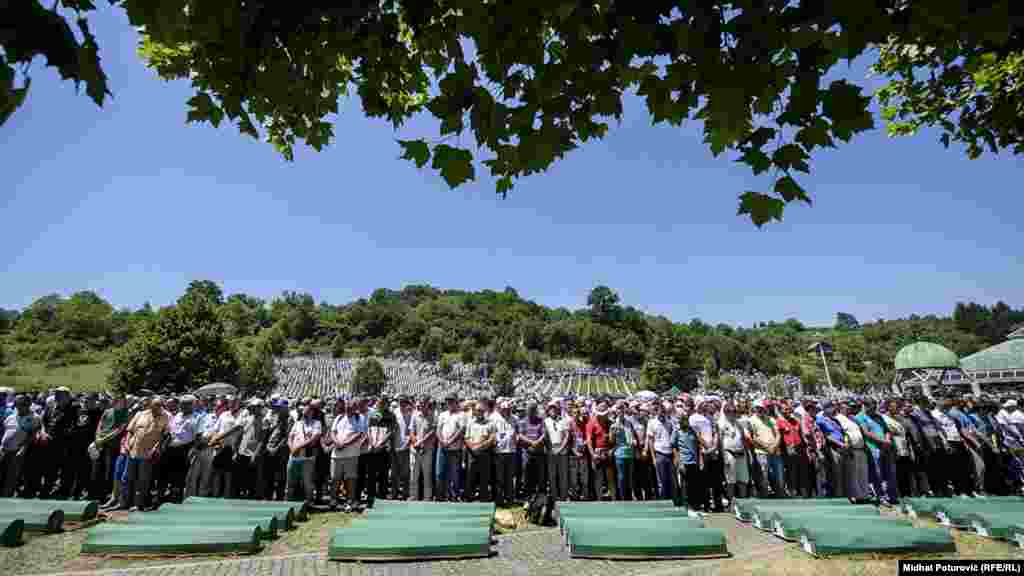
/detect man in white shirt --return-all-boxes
[288,402,322,505]
[545,400,572,501]
[646,401,675,501]
[436,395,464,501]
[1,396,42,497]
[390,397,414,500]
[489,400,517,506]
[162,395,197,503]
[465,401,496,502]
[331,398,363,511]
[208,396,242,498]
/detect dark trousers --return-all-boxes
[40,441,72,497]
[703,455,726,510]
[466,451,492,502]
[897,455,920,497]
[363,452,389,505]
[634,457,656,500]
[90,445,116,500]
[947,443,973,494]
[783,451,811,497]
[523,451,547,498]
[493,453,514,505]
[234,454,265,499]
[685,463,703,508]
[158,444,191,502]
[264,452,288,500]
[123,457,154,509]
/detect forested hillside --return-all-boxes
[0,281,1021,396]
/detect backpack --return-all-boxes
[527,494,557,527]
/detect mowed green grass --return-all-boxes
[0,362,113,393]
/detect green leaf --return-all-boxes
[737,192,785,227]
[822,80,874,141]
[773,175,811,204]
[432,144,476,188]
[496,175,513,197]
[186,92,222,126]
[396,139,431,168]
[771,143,811,173]
[737,148,772,175]
[794,119,835,150]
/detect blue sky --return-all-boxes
[2,8,1021,328]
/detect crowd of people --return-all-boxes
[3,383,1024,517]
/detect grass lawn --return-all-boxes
[0,362,113,393]
[0,510,353,575]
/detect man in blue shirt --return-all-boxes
[815,401,847,498]
[854,399,896,505]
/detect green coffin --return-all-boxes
[0,510,64,532]
[734,498,853,521]
[328,526,492,561]
[561,517,705,545]
[1003,524,1024,549]
[799,523,955,557]
[772,513,906,541]
[901,497,962,519]
[182,497,308,522]
[119,512,278,539]
[0,518,24,547]
[768,508,880,540]
[82,525,262,555]
[558,508,697,531]
[749,504,874,531]
[963,511,1024,540]
[0,498,99,522]
[934,500,1024,528]
[162,503,293,530]
[568,526,729,559]
[371,501,495,513]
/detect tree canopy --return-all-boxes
[2,279,1021,395]
[3,1,1021,226]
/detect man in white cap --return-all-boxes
[162,394,197,503]
[490,399,517,505]
[123,396,170,511]
[236,398,267,498]
[544,400,572,502]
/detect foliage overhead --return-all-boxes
[3,2,1022,226]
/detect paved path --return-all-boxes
[29,515,790,576]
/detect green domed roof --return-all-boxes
[961,338,1024,372]
[895,342,959,371]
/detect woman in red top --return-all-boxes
[586,403,614,500]
[775,401,808,498]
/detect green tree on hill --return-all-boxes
[491,364,515,398]
[353,357,386,396]
[109,293,238,394]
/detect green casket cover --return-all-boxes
[1,498,98,522]
[328,526,492,561]
[772,513,907,541]
[933,500,1024,528]
[964,510,1024,540]
[799,523,955,556]
[183,497,307,522]
[749,504,871,530]
[120,512,278,539]
[0,510,64,532]
[0,518,24,547]
[162,502,293,530]
[734,498,853,521]
[568,526,729,559]
[81,525,262,555]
